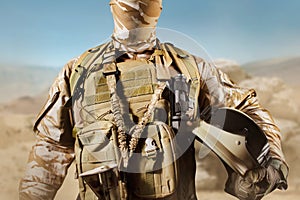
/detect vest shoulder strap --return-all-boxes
[162,43,201,119]
[70,42,111,95]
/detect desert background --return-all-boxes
[0,57,299,200]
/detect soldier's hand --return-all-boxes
[225,160,285,200]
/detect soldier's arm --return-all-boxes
[19,59,77,200]
[196,59,288,180]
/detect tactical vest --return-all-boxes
[71,41,200,200]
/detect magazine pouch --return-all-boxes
[127,121,178,199]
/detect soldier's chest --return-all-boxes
[75,59,177,125]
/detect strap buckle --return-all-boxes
[145,138,158,158]
[102,63,119,77]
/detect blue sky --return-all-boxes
[0,0,300,68]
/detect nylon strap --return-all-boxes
[150,49,171,81]
[128,81,167,155]
[105,62,166,168]
[70,42,111,95]
[105,62,130,168]
[162,43,201,119]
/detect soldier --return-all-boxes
[19,0,288,200]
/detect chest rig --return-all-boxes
[71,41,200,200]
[79,59,162,126]
[71,41,200,130]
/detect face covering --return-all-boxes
[110,0,163,53]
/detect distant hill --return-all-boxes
[243,56,300,86]
[0,65,59,103]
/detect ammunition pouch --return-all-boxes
[75,121,126,200]
[127,121,178,199]
[75,120,179,199]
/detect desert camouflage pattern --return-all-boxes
[110,0,162,53]
[19,41,287,199]
[19,140,75,200]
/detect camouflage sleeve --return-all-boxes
[197,59,287,166]
[19,59,77,199]
[19,139,75,200]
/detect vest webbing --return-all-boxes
[162,43,201,119]
[105,63,167,168]
[70,42,200,119]
[71,42,199,199]
[70,42,111,95]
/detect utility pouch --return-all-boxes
[127,121,178,199]
[172,74,190,130]
[79,164,120,200]
[78,121,117,165]
[76,121,126,199]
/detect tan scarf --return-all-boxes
[110,0,163,53]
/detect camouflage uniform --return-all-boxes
[19,0,288,199]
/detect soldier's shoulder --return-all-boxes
[85,42,111,54]
[161,42,207,65]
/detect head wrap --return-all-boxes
[110,0,163,53]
